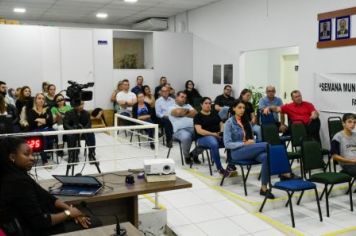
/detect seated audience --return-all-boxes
[142,85,155,108]
[194,97,228,175]
[15,87,22,102]
[331,113,356,177]
[63,100,97,164]
[169,91,201,164]
[22,93,54,166]
[155,86,175,148]
[0,94,19,133]
[263,90,320,142]
[111,80,123,113]
[214,85,235,120]
[132,92,155,149]
[0,81,15,106]
[131,76,144,95]
[154,76,167,99]
[42,81,49,95]
[239,88,262,142]
[184,80,202,107]
[45,84,57,108]
[115,79,137,116]
[16,86,33,115]
[258,85,287,133]
[51,94,72,149]
[224,99,294,199]
[0,137,101,235]
[7,88,16,103]
[166,83,176,99]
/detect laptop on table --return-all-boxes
[49,175,102,196]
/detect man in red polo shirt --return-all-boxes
[263,90,320,142]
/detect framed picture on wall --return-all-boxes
[224,64,233,84]
[318,19,331,41]
[213,65,222,84]
[336,15,350,40]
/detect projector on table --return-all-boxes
[143,159,176,182]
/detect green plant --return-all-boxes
[120,54,137,69]
[247,85,264,111]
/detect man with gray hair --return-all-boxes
[258,85,287,132]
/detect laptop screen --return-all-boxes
[53,175,102,187]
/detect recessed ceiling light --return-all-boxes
[124,0,138,3]
[96,13,108,19]
[13,8,26,13]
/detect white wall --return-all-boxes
[0,25,193,109]
[188,0,356,100]
[187,0,356,146]
[153,32,193,92]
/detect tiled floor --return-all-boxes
[33,132,356,236]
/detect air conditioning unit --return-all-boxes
[132,18,168,31]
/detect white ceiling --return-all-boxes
[0,0,220,26]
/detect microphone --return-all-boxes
[80,201,127,236]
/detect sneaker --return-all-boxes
[150,143,155,150]
[260,189,275,199]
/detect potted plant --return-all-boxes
[247,85,264,112]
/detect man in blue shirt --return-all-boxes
[258,85,287,133]
[155,85,175,147]
[131,76,144,95]
[168,91,201,165]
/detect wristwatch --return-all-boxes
[64,209,71,218]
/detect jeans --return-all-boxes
[67,132,96,163]
[252,124,262,142]
[197,136,224,170]
[173,127,195,158]
[157,117,173,142]
[230,142,268,185]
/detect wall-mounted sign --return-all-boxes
[98,40,108,45]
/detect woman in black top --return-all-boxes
[16,86,33,116]
[184,80,202,107]
[45,84,57,108]
[194,97,228,175]
[22,93,54,165]
[0,137,99,236]
[239,88,262,142]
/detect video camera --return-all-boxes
[66,81,94,107]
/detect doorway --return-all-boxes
[240,46,299,103]
[280,54,299,103]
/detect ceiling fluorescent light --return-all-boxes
[96,13,108,19]
[14,8,26,13]
[124,0,138,3]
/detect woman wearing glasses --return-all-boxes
[51,94,72,152]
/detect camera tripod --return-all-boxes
[65,134,101,176]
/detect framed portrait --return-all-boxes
[336,15,350,40]
[318,19,331,41]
